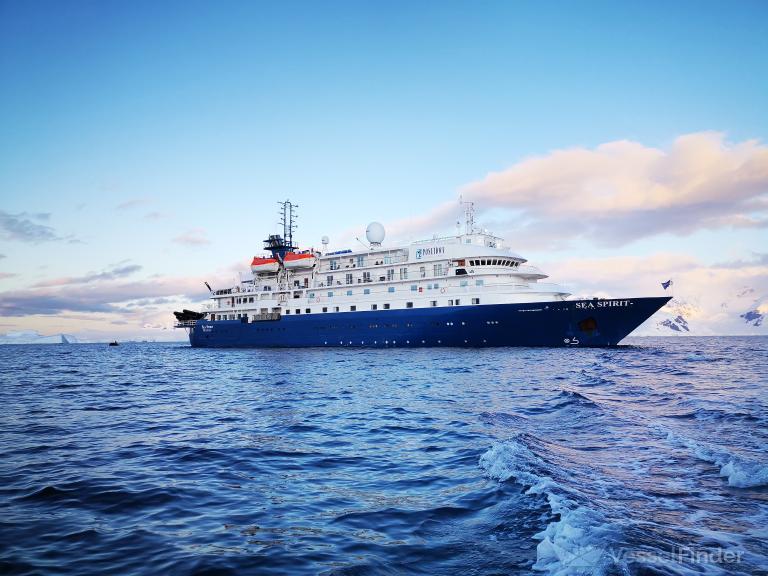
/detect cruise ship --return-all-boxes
[175,201,670,347]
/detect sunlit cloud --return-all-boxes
[384,132,768,249]
[33,264,143,288]
[173,228,210,246]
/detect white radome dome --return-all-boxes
[366,222,385,245]
[321,235,329,245]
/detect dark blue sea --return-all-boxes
[1,337,767,575]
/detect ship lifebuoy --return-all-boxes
[440,288,446,294]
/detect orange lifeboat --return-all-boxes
[251,256,279,274]
[283,251,317,270]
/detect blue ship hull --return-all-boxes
[187,296,671,348]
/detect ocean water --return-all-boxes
[1,337,766,576]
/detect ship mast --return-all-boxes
[264,199,298,260]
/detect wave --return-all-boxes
[663,430,768,488]
[479,436,623,575]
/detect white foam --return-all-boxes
[479,439,621,575]
[664,430,768,488]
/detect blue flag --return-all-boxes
[662,279,673,290]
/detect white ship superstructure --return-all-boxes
[205,203,569,322]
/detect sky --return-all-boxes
[1,0,767,340]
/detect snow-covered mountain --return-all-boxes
[637,288,767,336]
[0,331,80,345]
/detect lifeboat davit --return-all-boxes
[283,252,316,269]
[251,256,279,274]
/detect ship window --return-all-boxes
[350,305,356,311]
[430,300,437,307]
[334,306,340,312]
[285,309,290,314]
[383,303,390,309]
[419,266,426,278]
[249,297,254,303]
[476,279,484,286]
[472,298,480,304]
[357,255,364,267]
[400,267,408,280]
[387,269,394,281]
[364,288,370,295]
[427,284,432,290]
[406,302,413,308]
[448,299,453,306]
[326,275,333,285]
[322,307,328,312]
[388,287,395,293]
[296,309,301,314]
[410,284,417,291]
[327,291,333,297]
[433,283,439,289]
[309,292,315,298]
[371,304,378,310]
[305,308,311,314]
[347,290,352,296]
[346,273,353,284]
[460,280,468,287]
[455,299,460,305]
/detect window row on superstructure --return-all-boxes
[209,296,483,321]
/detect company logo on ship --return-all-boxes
[415,246,445,259]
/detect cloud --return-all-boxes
[33,264,143,288]
[0,254,5,259]
[116,197,152,210]
[145,211,172,220]
[392,132,768,248]
[0,274,209,316]
[0,272,17,280]
[0,211,60,243]
[173,228,210,246]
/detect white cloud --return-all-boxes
[386,132,768,249]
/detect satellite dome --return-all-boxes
[366,222,385,246]
[321,235,329,244]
